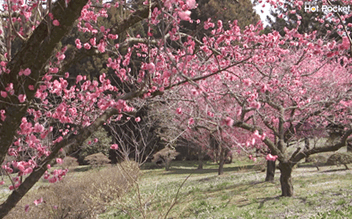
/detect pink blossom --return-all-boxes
[76,75,83,83]
[94,138,98,143]
[28,85,34,90]
[33,197,43,206]
[188,117,194,125]
[266,154,278,161]
[97,41,106,53]
[18,94,26,103]
[83,43,91,50]
[176,108,182,114]
[53,20,60,26]
[1,91,7,98]
[186,0,196,9]
[0,181,4,185]
[23,68,31,76]
[243,78,252,86]
[225,117,234,127]
[110,144,118,150]
[56,158,63,164]
[25,204,30,212]
[135,117,141,122]
[48,177,58,183]
[178,11,191,21]
[75,39,82,49]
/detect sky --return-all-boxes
[253,1,274,27]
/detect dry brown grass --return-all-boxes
[5,161,139,219]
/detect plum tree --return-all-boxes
[1,1,352,217]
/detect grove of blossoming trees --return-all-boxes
[0,0,352,217]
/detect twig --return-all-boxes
[163,174,191,219]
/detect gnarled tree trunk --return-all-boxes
[265,160,276,181]
[278,162,294,197]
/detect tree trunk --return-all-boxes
[218,159,224,175]
[278,162,294,197]
[265,160,276,181]
[347,142,352,152]
[304,138,310,162]
[197,151,204,170]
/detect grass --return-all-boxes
[1,157,352,218]
[101,159,352,219]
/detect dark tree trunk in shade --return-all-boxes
[265,160,276,182]
[279,162,294,197]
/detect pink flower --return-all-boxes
[243,78,252,86]
[225,117,234,127]
[97,41,106,53]
[188,117,194,125]
[25,204,30,212]
[18,94,26,103]
[110,144,118,150]
[64,72,69,78]
[83,43,91,50]
[56,158,63,164]
[176,108,182,114]
[48,177,58,183]
[53,20,60,26]
[178,10,191,21]
[135,117,141,122]
[76,75,83,83]
[266,154,278,161]
[1,91,7,98]
[186,0,196,9]
[33,197,43,206]
[23,68,31,76]
[0,181,4,185]
[28,85,34,90]
[94,138,98,143]
[75,39,82,49]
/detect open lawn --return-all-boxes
[101,159,352,219]
[1,159,352,218]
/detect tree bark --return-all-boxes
[197,151,204,170]
[347,142,352,152]
[265,160,276,181]
[218,158,224,175]
[278,162,294,197]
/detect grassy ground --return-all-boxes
[100,159,352,219]
[1,158,352,218]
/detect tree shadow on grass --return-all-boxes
[164,164,255,175]
[72,165,91,172]
[322,168,349,173]
[257,196,307,209]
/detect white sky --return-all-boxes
[253,1,274,27]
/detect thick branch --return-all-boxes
[0,0,89,166]
[0,107,120,218]
[290,129,352,164]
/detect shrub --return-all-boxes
[79,126,112,163]
[60,156,79,170]
[152,147,180,171]
[306,155,327,171]
[84,152,110,167]
[5,161,140,219]
[327,153,352,170]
